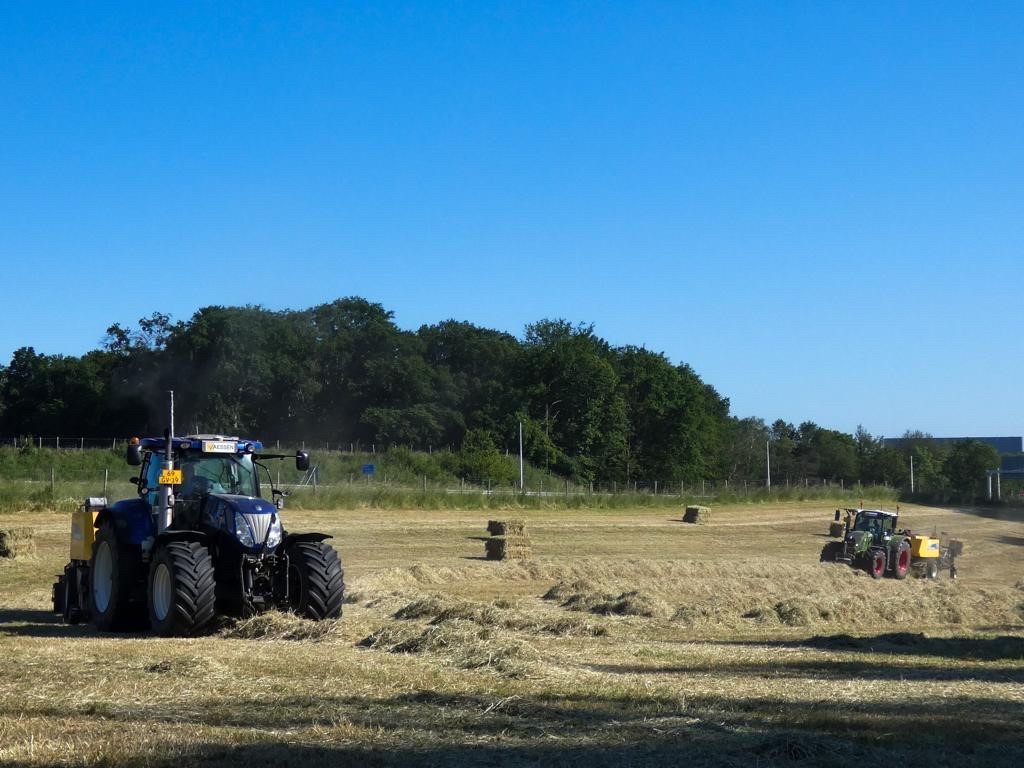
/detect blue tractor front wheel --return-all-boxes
[148,541,217,637]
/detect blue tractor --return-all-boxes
[53,431,344,636]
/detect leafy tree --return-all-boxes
[944,440,1000,499]
[617,347,728,483]
[721,416,770,484]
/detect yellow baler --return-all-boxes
[70,507,99,562]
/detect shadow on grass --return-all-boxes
[996,534,1024,547]
[589,658,1024,683]
[2,688,1023,767]
[0,608,96,638]
[717,632,1024,661]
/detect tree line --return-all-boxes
[0,297,1000,496]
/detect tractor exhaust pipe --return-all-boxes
[157,391,175,533]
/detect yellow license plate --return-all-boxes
[159,469,183,485]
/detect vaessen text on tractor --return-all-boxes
[52,422,344,636]
[820,508,960,580]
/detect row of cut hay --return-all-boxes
[392,594,608,637]
[539,559,1024,630]
[219,612,341,642]
[359,618,539,676]
[0,527,35,558]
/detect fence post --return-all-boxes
[56,437,60,450]
[80,437,84,450]
[565,479,569,497]
[50,466,55,494]
[422,475,426,492]
[654,480,658,495]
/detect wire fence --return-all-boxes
[0,464,873,502]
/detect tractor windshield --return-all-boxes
[853,515,889,537]
[179,454,260,498]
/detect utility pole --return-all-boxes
[766,440,771,490]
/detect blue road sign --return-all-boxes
[362,463,376,476]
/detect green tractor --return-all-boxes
[820,508,912,579]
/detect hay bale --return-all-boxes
[0,528,35,558]
[948,539,964,557]
[487,519,526,536]
[485,535,532,561]
[682,505,711,524]
[829,521,845,538]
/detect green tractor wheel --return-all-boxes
[893,542,911,580]
[868,550,886,579]
[820,541,842,562]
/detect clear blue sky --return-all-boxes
[2,2,1021,438]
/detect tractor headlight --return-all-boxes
[233,512,255,548]
[266,516,283,549]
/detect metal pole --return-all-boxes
[518,421,524,492]
[766,440,771,490]
[910,455,915,494]
[103,468,108,497]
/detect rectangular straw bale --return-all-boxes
[0,527,36,558]
[485,535,532,561]
[948,539,964,557]
[487,519,526,536]
[829,522,845,538]
[682,506,711,525]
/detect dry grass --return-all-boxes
[1,499,1022,766]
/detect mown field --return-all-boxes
[1,500,1022,767]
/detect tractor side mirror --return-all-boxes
[129,476,139,485]
[126,444,142,466]
[296,451,310,472]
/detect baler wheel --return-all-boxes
[287,541,345,620]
